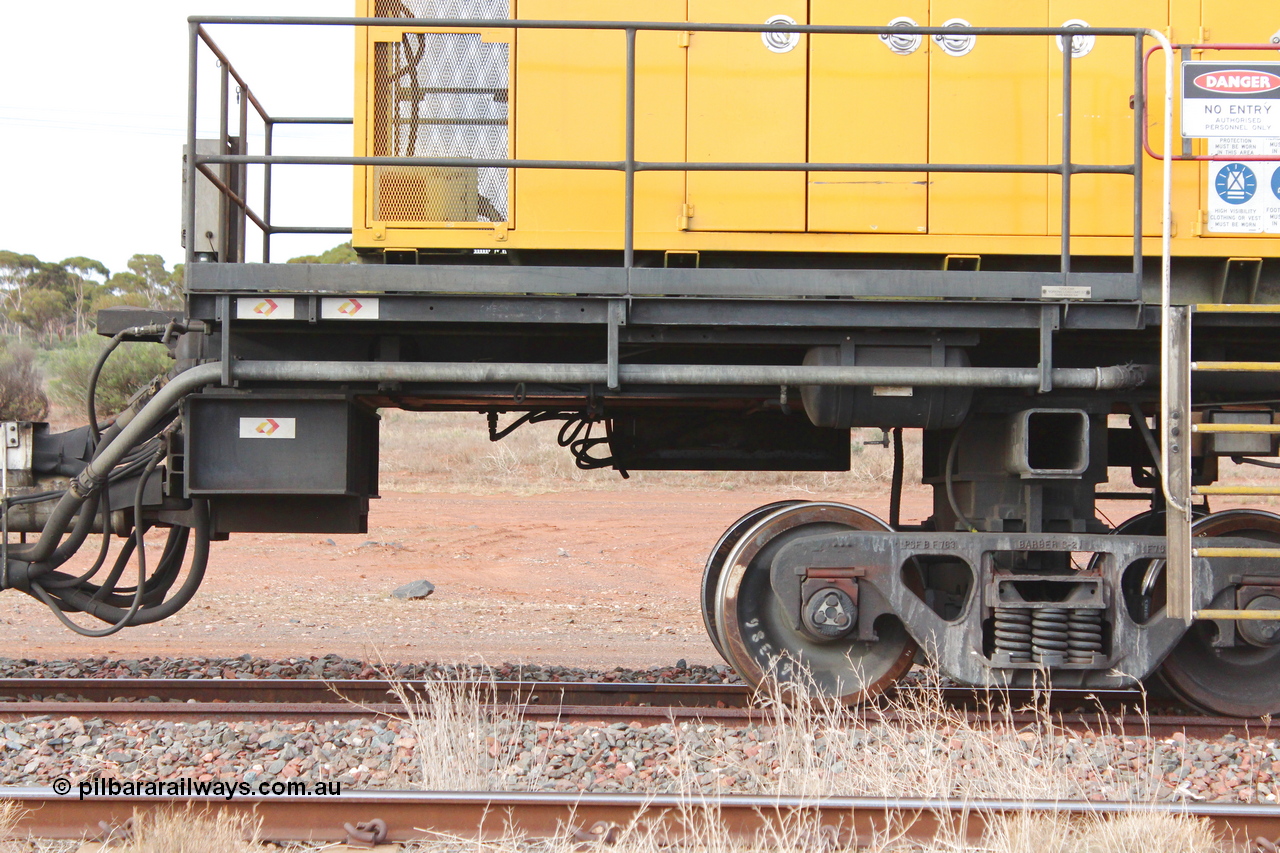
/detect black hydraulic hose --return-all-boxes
[98,527,187,607]
[890,427,904,530]
[8,363,221,565]
[35,500,208,627]
[86,333,127,449]
[25,450,164,637]
[38,537,135,596]
[8,493,104,588]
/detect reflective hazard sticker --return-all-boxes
[321,297,380,320]
[236,297,295,320]
[239,417,297,439]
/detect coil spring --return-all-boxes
[992,607,1033,662]
[1031,608,1070,666]
[1067,608,1105,664]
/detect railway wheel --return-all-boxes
[700,500,805,659]
[713,502,917,704]
[1157,509,1280,717]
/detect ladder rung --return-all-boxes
[1191,361,1280,372]
[1193,485,1280,495]
[1195,303,1280,314]
[1192,424,1280,433]
[1196,609,1280,620]
[1193,547,1280,558]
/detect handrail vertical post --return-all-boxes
[185,23,200,270]
[219,61,231,260]
[1060,31,1073,277]
[624,26,637,274]
[263,119,274,263]
[237,82,249,263]
[1132,33,1145,281]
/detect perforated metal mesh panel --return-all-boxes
[372,0,509,224]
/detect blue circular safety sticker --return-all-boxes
[1216,162,1257,205]
[1272,166,1280,201]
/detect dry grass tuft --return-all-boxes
[397,807,1227,853]
[747,665,1173,802]
[104,807,259,853]
[389,670,540,791]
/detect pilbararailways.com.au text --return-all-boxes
[66,777,342,801]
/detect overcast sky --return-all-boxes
[0,1,356,275]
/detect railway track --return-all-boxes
[0,677,1265,738]
[8,787,1280,846]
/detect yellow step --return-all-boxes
[1191,361,1280,372]
[1192,485,1280,496]
[1195,609,1280,620]
[1193,547,1280,558]
[1195,303,1280,313]
[1192,423,1280,433]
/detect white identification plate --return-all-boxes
[236,297,295,320]
[872,386,914,397]
[239,417,297,439]
[321,297,379,319]
[1041,286,1092,300]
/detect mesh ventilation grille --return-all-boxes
[372,0,509,224]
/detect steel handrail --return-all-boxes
[185,17,1153,276]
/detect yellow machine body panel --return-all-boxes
[927,1,1049,237]
[352,0,1280,260]
[686,0,808,232]
[1047,0,1166,237]
[513,0,686,241]
[808,0,929,234]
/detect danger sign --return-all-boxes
[1183,61,1280,138]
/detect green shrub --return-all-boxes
[0,341,49,421]
[47,335,171,417]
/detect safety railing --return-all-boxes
[187,28,353,263]
[185,16,1160,283]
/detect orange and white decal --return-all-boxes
[321,296,380,320]
[236,297,296,320]
[238,417,297,439]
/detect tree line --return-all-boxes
[0,252,183,344]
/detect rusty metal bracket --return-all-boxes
[343,818,389,848]
[573,820,621,849]
[96,816,136,846]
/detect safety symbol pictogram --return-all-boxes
[1216,163,1257,205]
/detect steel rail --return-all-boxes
[0,700,1255,739]
[0,678,1261,735]
[10,787,1280,843]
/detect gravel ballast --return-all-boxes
[0,655,739,684]
[0,709,1273,804]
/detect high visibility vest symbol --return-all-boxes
[1216,163,1257,205]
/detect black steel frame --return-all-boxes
[185,16,1152,285]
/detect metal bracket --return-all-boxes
[217,294,232,387]
[1165,305,1193,623]
[607,299,626,391]
[343,818,388,848]
[1039,304,1060,393]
